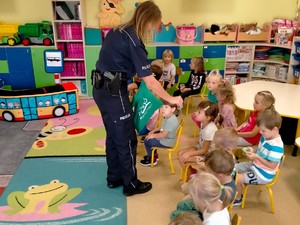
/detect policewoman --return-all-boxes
[93,1,183,196]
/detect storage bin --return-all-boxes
[292,65,300,78]
[293,53,300,62]
[294,42,300,54]
[176,25,197,45]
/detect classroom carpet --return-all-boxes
[0,157,126,224]
[26,99,106,158]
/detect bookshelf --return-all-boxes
[51,0,87,96]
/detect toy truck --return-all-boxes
[18,21,54,46]
[0,22,20,46]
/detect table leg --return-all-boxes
[292,119,300,157]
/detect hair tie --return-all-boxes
[220,185,224,189]
[204,106,210,111]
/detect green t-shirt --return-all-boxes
[207,90,218,103]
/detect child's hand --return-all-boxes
[145,133,155,140]
[180,86,185,92]
[179,152,192,162]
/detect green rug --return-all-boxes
[26,99,106,157]
[0,157,126,224]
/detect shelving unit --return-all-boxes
[51,0,87,96]
[288,36,300,84]
[251,45,290,83]
[224,45,254,84]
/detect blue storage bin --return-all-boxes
[293,53,300,62]
[292,65,300,78]
[294,42,300,54]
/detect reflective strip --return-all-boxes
[123,30,136,47]
[128,139,136,188]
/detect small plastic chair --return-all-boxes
[231,213,242,225]
[185,83,208,116]
[241,154,286,214]
[179,163,194,183]
[151,119,184,174]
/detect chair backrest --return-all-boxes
[175,66,183,88]
[231,213,242,225]
[200,83,208,96]
[172,119,184,151]
[155,108,163,129]
[269,154,286,186]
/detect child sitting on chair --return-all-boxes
[159,49,176,90]
[215,80,237,128]
[173,57,206,101]
[139,101,179,167]
[233,109,284,206]
[178,101,218,168]
[171,171,233,224]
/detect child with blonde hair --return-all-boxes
[215,80,237,128]
[191,69,222,127]
[173,56,206,100]
[189,172,232,225]
[206,69,223,103]
[178,101,218,167]
[236,90,276,146]
[159,49,176,90]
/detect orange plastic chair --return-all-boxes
[185,83,207,116]
[151,119,184,174]
[231,213,242,225]
[241,154,286,214]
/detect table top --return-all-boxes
[296,137,300,147]
[233,80,300,119]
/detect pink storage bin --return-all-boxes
[176,25,197,45]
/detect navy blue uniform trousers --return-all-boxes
[93,87,139,189]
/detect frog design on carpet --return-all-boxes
[4,180,81,215]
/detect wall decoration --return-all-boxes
[97,0,125,28]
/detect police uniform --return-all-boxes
[93,26,152,192]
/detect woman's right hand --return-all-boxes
[170,96,183,108]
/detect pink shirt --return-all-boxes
[218,103,237,128]
[238,111,261,144]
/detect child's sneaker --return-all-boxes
[140,136,146,143]
[143,154,159,161]
[140,156,158,167]
[233,197,242,206]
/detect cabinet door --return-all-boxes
[6,48,35,90]
[31,47,55,88]
[179,46,203,58]
[203,45,226,58]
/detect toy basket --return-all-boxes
[294,42,300,54]
[292,65,300,78]
[176,25,197,45]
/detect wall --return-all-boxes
[0,0,297,28]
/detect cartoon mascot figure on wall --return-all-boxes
[97,0,125,28]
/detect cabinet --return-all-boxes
[225,45,253,84]
[203,45,226,76]
[288,36,300,85]
[251,44,290,83]
[51,0,87,96]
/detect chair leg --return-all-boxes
[241,185,249,209]
[168,151,175,174]
[193,124,198,138]
[266,186,275,214]
[151,148,155,168]
[183,165,190,183]
[179,168,183,181]
[185,97,190,116]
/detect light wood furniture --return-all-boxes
[237,23,272,43]
[201,24,238,43]
[234,80,300,156]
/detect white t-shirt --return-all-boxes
[203,207,230,225]
[197,122,218,152]
[160,63,176,84]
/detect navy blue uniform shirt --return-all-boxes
[96,26,152,80]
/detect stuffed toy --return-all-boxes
[240,23,262,34]
[97,0,125,28]
[205,24,234,35]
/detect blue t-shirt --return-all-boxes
[207,90,218,103]
[96,26,152,80]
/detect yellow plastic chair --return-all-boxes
[175,66,183,89]
[185,83,208,116]
[241,154,286,214]
[231,213,242,225]
[179,163,194,183]
[151,119,184,174]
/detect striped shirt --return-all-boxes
[252,136,284,182]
